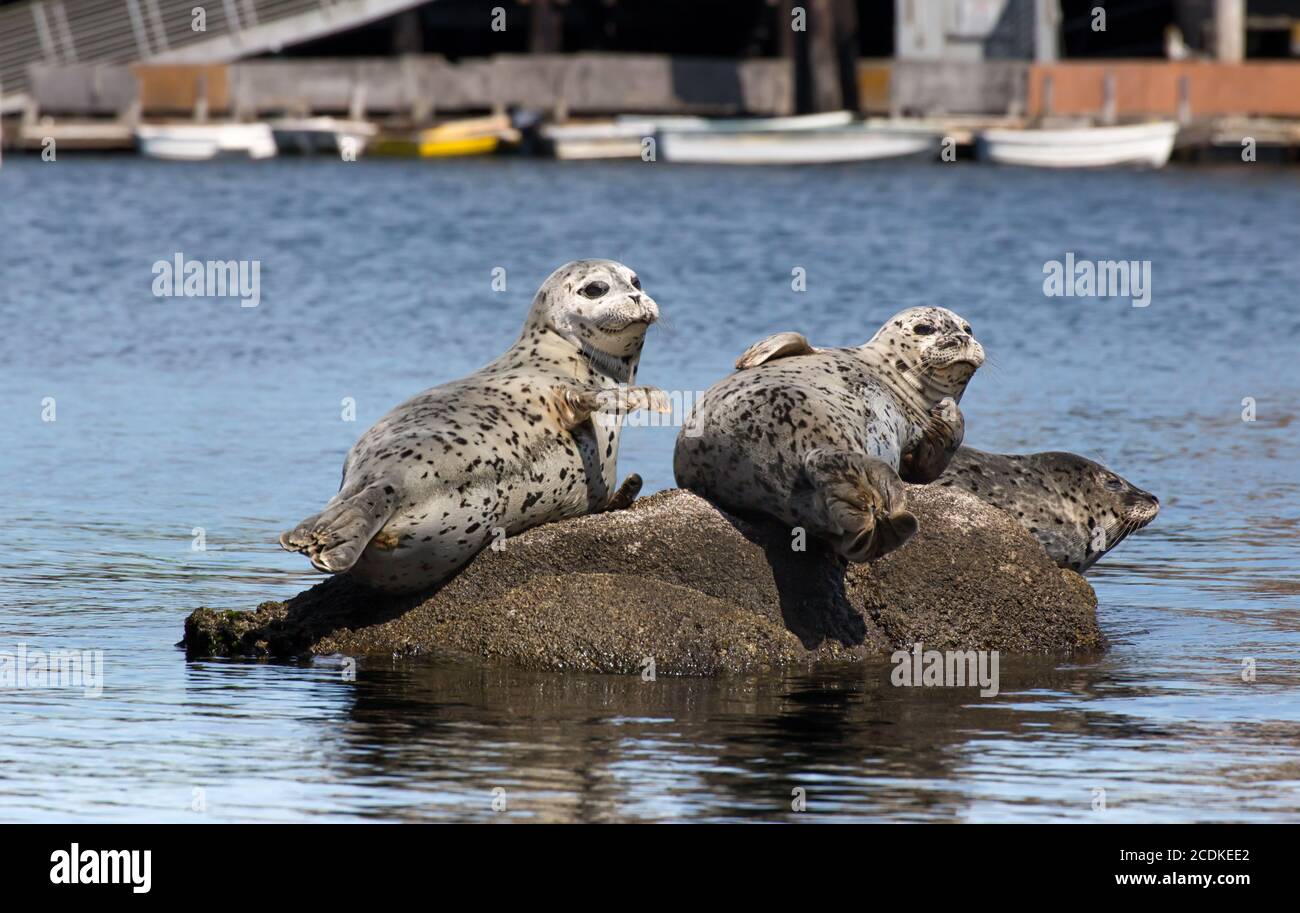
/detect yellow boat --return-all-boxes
[370,115,518,158]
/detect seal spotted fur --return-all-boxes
[674,307,984,562]
[281,259,667,593]
[938,447,1159,572]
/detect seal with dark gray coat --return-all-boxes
[938,447,1159,572]
[674,306,984,562]
[280,259,667,593]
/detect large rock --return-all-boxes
[183,487,1102,674]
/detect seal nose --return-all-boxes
[1132,487,1157,505]
[632,293,658,325]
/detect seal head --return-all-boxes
[527,260,659,376]
[862,306,986,410]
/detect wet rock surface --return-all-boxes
[183,487,1103,674]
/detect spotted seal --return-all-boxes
[280,259,667,593]
[938,447,1159,572]
[674,307,984,562]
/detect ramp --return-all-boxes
[0,0,432,112]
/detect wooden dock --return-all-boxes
[5,57,1300,162]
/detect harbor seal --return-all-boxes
[674,307,984,562]
[280,259,667,593]
[938,447,1159,572]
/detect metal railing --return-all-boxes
[0,0,429,111]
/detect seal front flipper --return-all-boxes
[734,332,816,370]
[900,396,965,484]
[279,482,398,574]
[801,448,917,562]
[614,385,671,415]
[550,385,601,431]
[550,384,669,431]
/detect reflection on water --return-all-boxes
[324,655,1300,823]
[1,156,1297,822]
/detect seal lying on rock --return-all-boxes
[674,307,984,562]
[281,259,668,593]
[938,447,1159,572]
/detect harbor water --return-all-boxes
[1,155,1297,821]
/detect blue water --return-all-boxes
[1,154,1297,822]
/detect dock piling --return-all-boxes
[1102,72,1116,125]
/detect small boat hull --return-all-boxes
[976,122,1178,169]
[135,123,278,161]
[542,111,856,161]
[659,125,939,165]
[269,118,376,155]
[550,138,644,160]
[370,116,517,158]
[370,134,501,158]
[620,110,854,135]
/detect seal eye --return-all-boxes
[913,323,936,336]
[581,281,609,299]
[962,324,972,334]
[630,276,641,290]
[1104,476,1124,491]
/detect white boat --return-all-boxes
[620,110,854,134]
[541,117,702,159]
[542,111,855,160]
[975,121,1178,169]
[269,117,377,155]
[134,123,278,161]
[658,123,941,165]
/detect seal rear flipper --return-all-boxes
[602,474,643,512]
[734,332,816,369]
[279,485,398,574]
[803,448,914,562]
[839,509,919,562]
